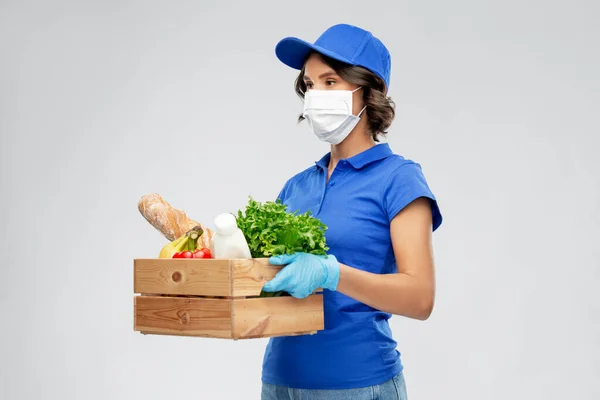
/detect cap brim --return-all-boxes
[275,36,353,70]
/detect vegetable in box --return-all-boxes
[235,197,329,297]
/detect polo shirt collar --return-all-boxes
[315,143,393,170]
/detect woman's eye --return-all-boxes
[326,80,336,86]
[305,82,314,89]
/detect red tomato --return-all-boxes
[193,248,212,258]
[172,252,183,258]
[181,251,194,258]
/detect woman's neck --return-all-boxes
[327,120,376,176]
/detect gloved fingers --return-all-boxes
[269,253,299,265]
[289,287,310,299]
[262,267,294,292]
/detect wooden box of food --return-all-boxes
[133,258,324,339]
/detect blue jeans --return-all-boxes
[261,373,407,400]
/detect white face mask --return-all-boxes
[302,87,366,145]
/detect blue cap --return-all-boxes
[275,24,391,90]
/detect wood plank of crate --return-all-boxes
[230,258,283,297]
[134,296,232,338]
[134,294,324,339]
[232,295,324,339]
[134,258,283,297]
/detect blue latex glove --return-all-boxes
[262,252,340,298]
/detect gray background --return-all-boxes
[1,0,598,399]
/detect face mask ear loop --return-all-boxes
[352,87,366,117]
[357,105,367,117]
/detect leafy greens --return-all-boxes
[236,196,328,258]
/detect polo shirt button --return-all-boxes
[330,181,335,186]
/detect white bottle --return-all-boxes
[210,212,252,259]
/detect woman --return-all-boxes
[261,23,443,400]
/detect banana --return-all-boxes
[158,234,189,258]
[185,226,203,251]
[157,226,205,258]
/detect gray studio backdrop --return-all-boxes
[1,1,598,399]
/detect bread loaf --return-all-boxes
[138,193,213,248]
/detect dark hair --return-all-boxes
[294,51,396,142]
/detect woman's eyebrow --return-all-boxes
[304,71,338,81]
[318,71,338,79]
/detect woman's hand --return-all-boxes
[263,253,341,298]
[263,198,435,319]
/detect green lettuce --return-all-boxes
[236,196,328,258]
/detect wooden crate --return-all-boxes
[133,258,324,339]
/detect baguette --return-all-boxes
[138,193,213,248]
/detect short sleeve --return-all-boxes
[382,162,443,231]
[275,180,289,203]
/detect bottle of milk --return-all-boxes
[210,212,252,259]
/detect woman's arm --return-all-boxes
[336,197,436,320]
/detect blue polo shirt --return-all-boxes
[261,143,442,390]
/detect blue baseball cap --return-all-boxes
[275,24,391,90]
